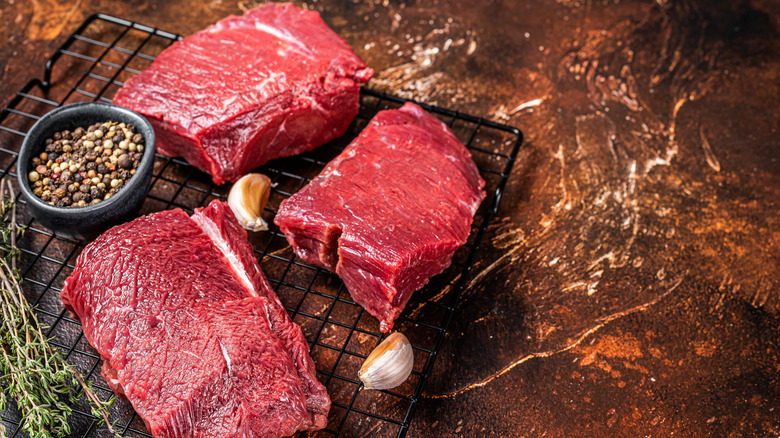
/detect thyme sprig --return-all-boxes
[0,177,118,437]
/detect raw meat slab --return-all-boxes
[274,102,486,332]
[113,2,372,184]
[61,201,330,438]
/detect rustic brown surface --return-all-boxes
[2,0,779,437]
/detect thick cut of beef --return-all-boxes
[61,201,330,438]
[274,102,485,332]
[112,2,372,184]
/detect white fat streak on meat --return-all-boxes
[218,337,232,374]
[251,22,313,57]
[190,212,258,298]
[212,73,287,124]
[107,375,121,389]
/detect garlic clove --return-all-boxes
[358,332,414,390]
[227,173,272,232]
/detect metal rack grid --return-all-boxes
[0,13,522,438]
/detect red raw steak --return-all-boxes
[274,102,485,332]
[61,201,330,438]
[113,2,372,184]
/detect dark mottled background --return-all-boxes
[1,0,778,436]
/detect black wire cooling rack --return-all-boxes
[0,13,522,438]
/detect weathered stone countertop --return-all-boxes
[1,0,777,436]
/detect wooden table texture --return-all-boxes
[1,0,778,437]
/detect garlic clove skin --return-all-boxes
[228,173,271,232]
[358,332,414,390]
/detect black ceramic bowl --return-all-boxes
[17,102,156,241]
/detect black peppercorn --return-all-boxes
[90,186,105,199]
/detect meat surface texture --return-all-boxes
[274,102,486,332]
[61,201,330,438]
[112,2,372,184]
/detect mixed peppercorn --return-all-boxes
[28,121,145,208]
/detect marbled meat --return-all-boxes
[274,102,485,332]
[112,2,372,184]
[61,201,330,438]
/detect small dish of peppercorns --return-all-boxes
[30,120,145,208]
[18,102,156,241]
